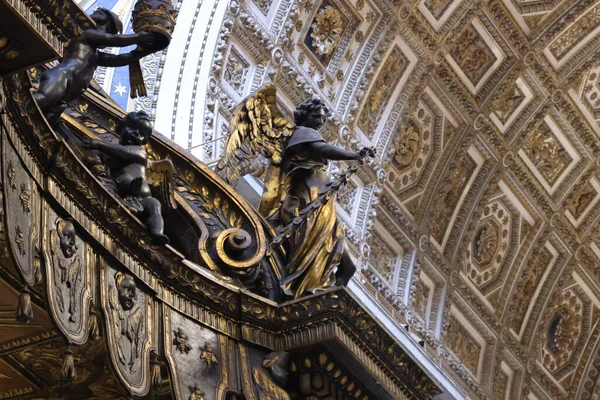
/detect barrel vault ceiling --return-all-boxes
[83,0,600,396]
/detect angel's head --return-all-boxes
[56,218,77,258]
[294,98,329,130]
[118,111,153,146]
[115,271,137,311]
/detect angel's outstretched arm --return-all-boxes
[301,142,360,161]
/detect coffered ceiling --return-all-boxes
[93,0,600,396]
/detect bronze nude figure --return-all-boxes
[33,8,154,120]
[82,111,170,244]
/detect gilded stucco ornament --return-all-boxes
[200,342,218,367]
[173,328,192,355]
[310,6,343,56]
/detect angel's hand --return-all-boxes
[356,147,376,160]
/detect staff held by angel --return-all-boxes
[217,85,374,299]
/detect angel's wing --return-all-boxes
[215,84,294,187]
[147,159,177,210]
[252,368,290,400]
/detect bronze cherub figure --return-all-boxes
[33,8,154,121]
[83,111,173,244]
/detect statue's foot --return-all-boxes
[130,177,144,197]
[150,231,170,245]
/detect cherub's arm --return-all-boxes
[300,142,374,161]
[82,30,154,49]
[98,51,141,67]
[82,138,146,165]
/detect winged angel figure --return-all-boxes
[216,85,374,298]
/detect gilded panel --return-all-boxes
[357,46,408,139]
[448,23,498,89]
[445,314,482,378]
[428,149,478,248]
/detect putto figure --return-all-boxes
[83,111,171,244]
[216,85,374,298]
[50,218,82,322]
[109,271,143,372]
[33,8,153,119]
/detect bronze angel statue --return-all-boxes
[216,85,374,299]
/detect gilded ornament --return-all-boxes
[522,122,570,185]
[393,120,421,168]
[358,47,407,137]
[542,291,582,372]
[173,328,192,354]
[445,316,480,376]
[471,223,498,266]
[567,181,595,219]
[200,342,218,367]
[508,248,553,330]
[449,24,497,85]
[19,183,31,214]
[253,352,291,400]
[188,385,205,400]
[7,161,16,190]
[224,49,249,96]
[15,225,25,256]
[310,6,343,56]
[355,30,364,42]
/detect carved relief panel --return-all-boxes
[164,307,223,400]
[2,134,40,288]
[101,262,155,397]
[42,204,93,345]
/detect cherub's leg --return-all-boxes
[141,197,169,245]
[33,70,69,111]
[129,177,144,197]
[115,174,134,197]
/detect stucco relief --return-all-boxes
[357,46,408,139]
[145,0,600,396]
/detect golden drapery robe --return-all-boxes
[279,127,345,298]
